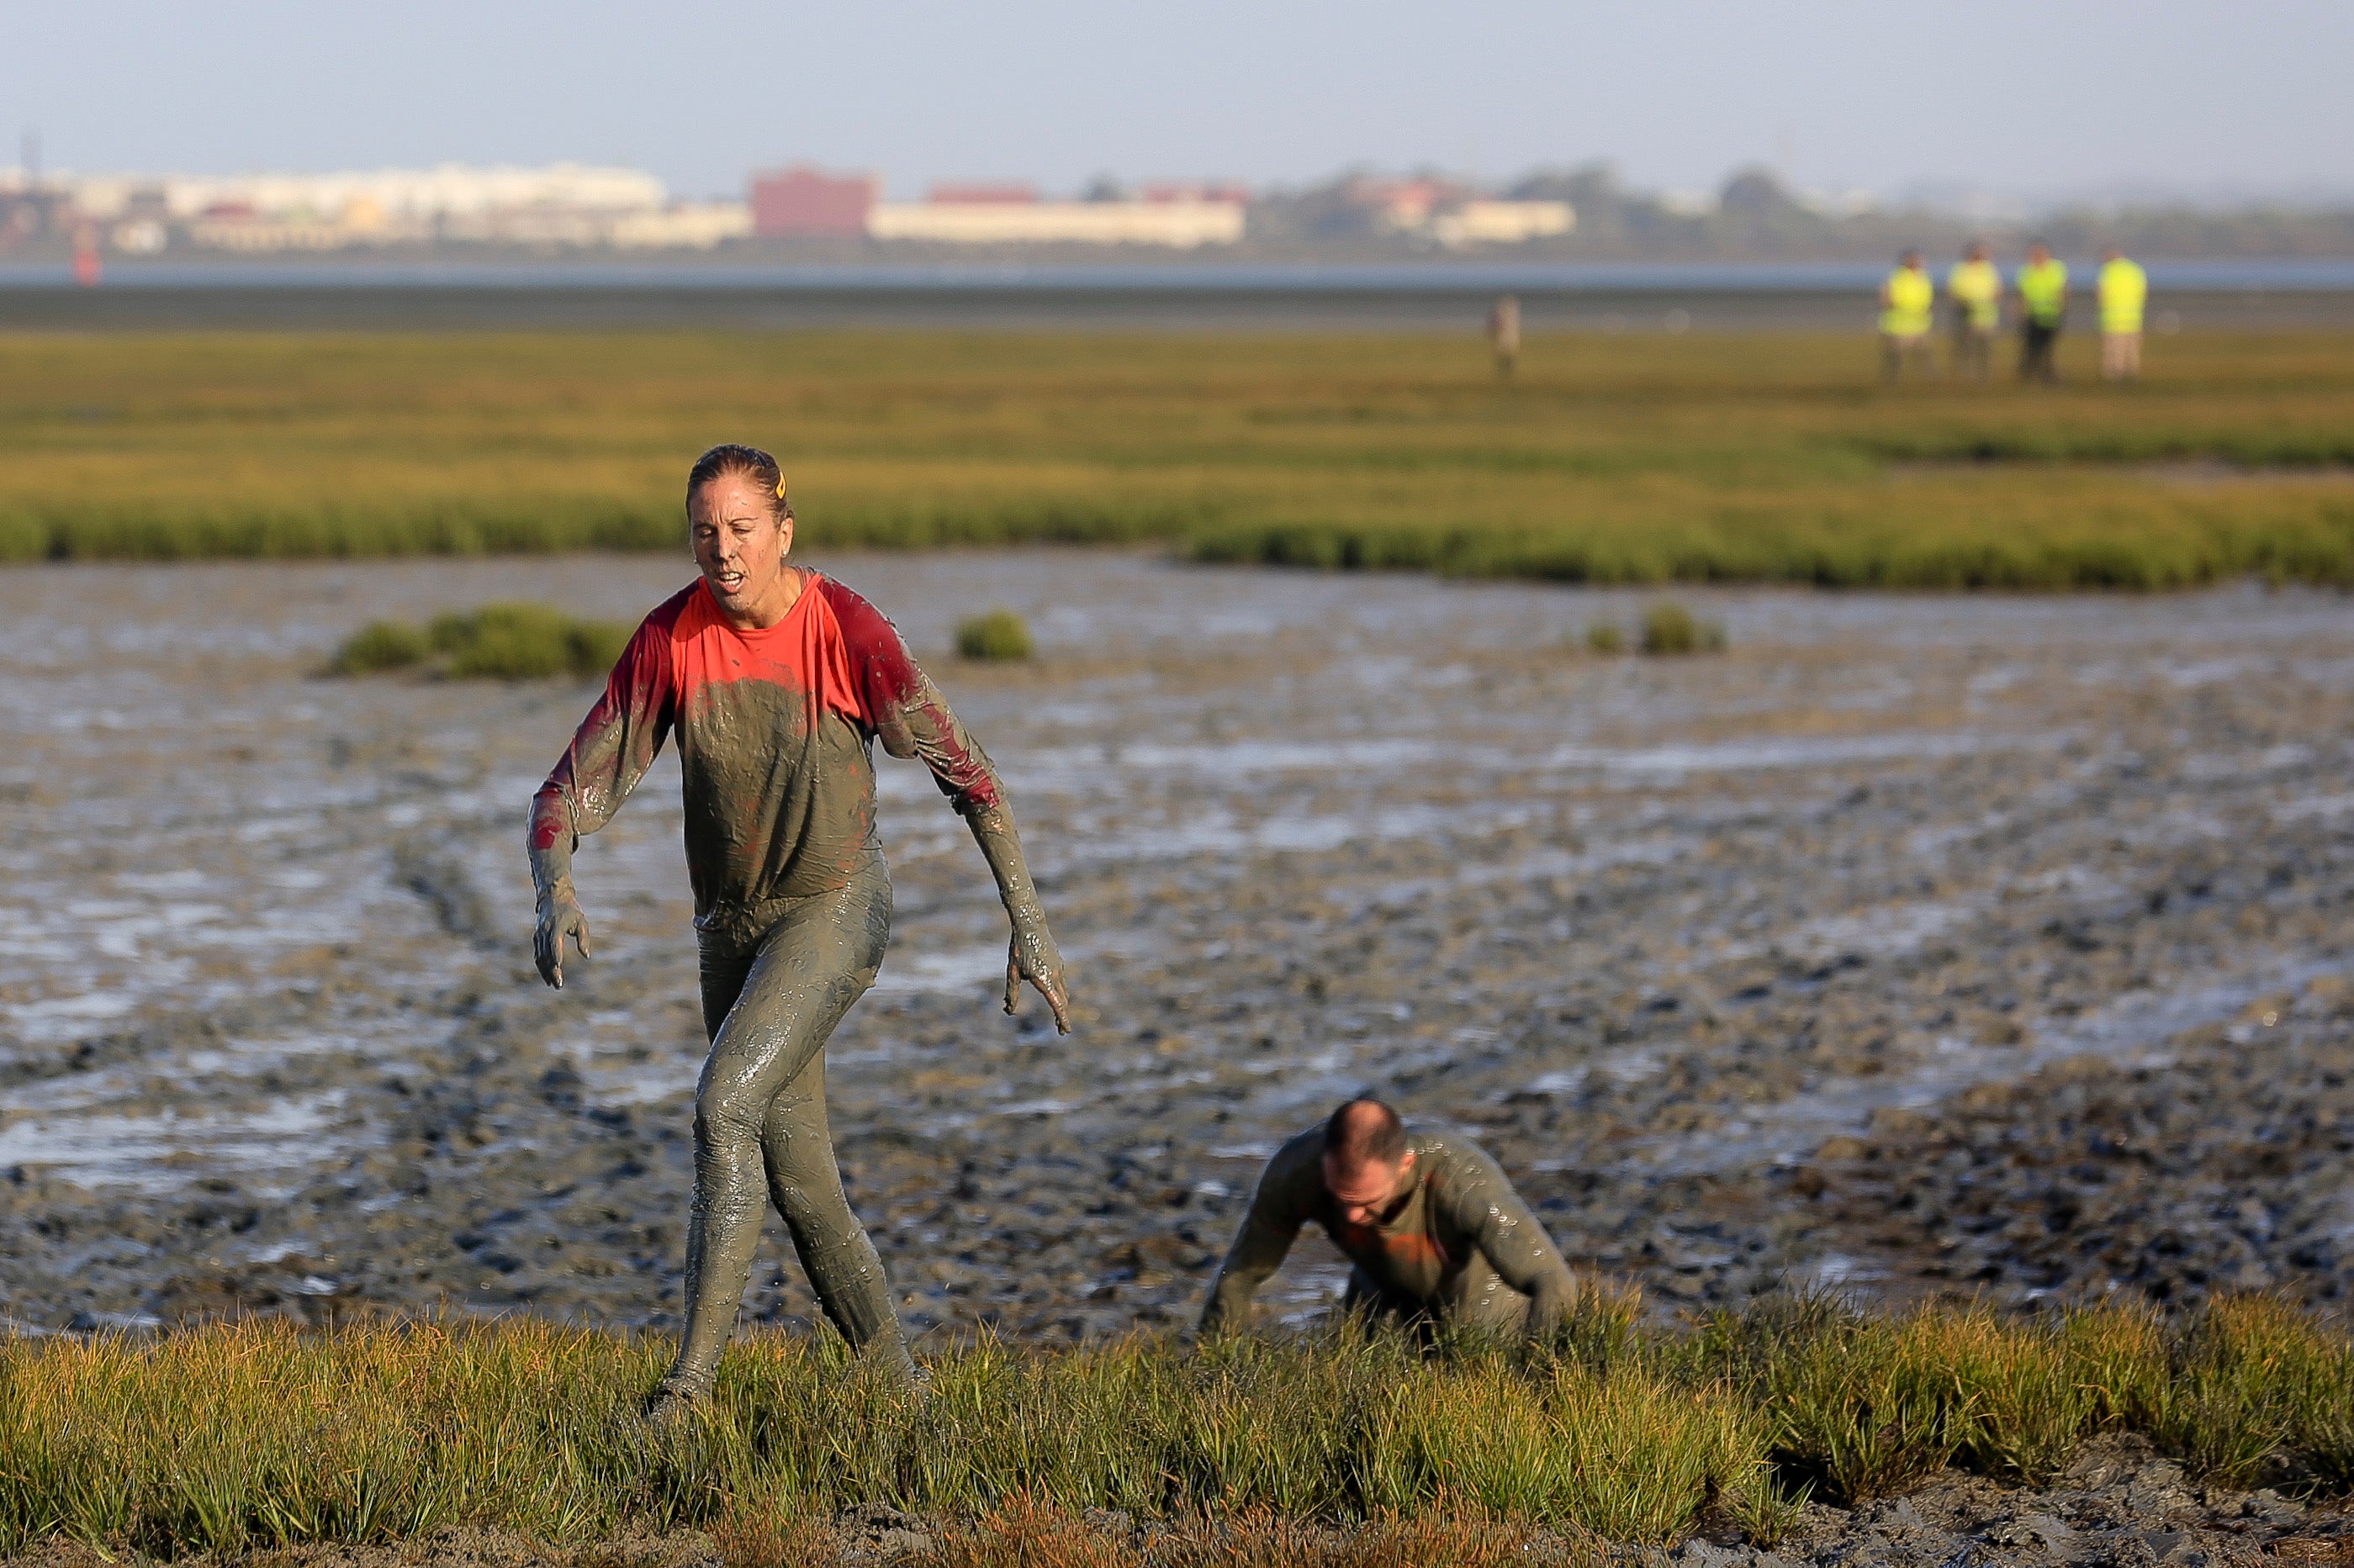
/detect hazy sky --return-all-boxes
[8,0,2348,203]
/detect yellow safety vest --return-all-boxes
[1880,267,1933,336]
[2098,257,2147,335]
[2018,259,2069,325]
[1947,260,2001,330]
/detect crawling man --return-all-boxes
[1198,1096,1579,1340]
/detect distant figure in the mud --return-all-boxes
[527,444,1070,1417]
[1198,1097,1578,1341]
[1877,251,1937,383]
[2097,245,2148,383]
[1487,294,1521,379]
[1946,240,2002,380]
[2015,240,2069,383]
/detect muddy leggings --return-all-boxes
[660,860,913,1396]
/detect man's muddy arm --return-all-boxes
[1197,1151,1318,1337]
[1451,1155,1579,1337]
[966,805,1070,1032]
[1487,1227,1577,1338]
[1198,1208,1301,1338]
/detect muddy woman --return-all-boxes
[526,444,1070,1413]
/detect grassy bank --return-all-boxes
[2,330,2351,589]
[6,1294,2353,1561]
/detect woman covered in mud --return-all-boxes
[526,444,1070,1413]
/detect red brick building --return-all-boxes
[749,166,878,238]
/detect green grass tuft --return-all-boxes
[328,619,430,675]
[330,603,630,682]
[1584,620,1625,655]
[1638,601,1728,656]
[955,608,1035,662]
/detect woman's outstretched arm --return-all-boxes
[526,613,677,987]
[877,682,1070,1031]
[823,579,1071,1031]
[967,803,1070,1031]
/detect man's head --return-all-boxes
[2028,240,2053,265]
[2101,245,2122,263]
[1900,249,1923,270]
[1321,1098,1416,1226]
[1966,240,1989,262]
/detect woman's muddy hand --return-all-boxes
[1005,922,1070,1033]
[535,896,593,989]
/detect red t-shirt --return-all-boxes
[529,573,1002,934]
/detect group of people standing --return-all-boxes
[1879,241,2149,383]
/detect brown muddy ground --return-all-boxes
[2,550,2351,1346]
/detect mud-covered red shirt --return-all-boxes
[529,573,1002,937]
[1199,1127,1576,1336]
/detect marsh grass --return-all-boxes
[329,603,631,681]
[327,619,429,675]
[4,330,2353,589]
[1637,601,1728,655]
[9,1293,2354,1560]
[954,609,1034,662]
[2151,1295,2354,1490]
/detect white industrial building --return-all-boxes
[867,199,1246,248]
[608,203,754,249]
[66,163,668,224]
[1431,200,1574,248]
[54,163,753,253]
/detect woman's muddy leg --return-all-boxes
[664,881,886,1397]
[761,1053,916,1380]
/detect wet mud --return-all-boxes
[1,552,2351,1343]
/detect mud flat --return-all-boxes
[0,552,2350,1343]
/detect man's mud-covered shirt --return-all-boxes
[529,573,1002,939]
[1199,1127,1577,1337]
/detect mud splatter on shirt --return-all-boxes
[530,573,1002,937]
[1200,1126,1578,1337]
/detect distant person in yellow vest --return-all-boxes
[2015,241,2069,383]
[1487,293,1521,379]
[2097,245,2148,382]
[1878,250,1936,383]
[1946,240,2002,380]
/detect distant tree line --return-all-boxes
[1237,163,2354,261]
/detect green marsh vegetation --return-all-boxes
[330,602,630,680]
[7,1294,2354,1561]
[955,607,1035,661]
[3,330,2351,589]
[1575,601,1726,655]
[1637,601,1726,655]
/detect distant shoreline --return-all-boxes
[4,256,2353,291]
[5,258,2353,333]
